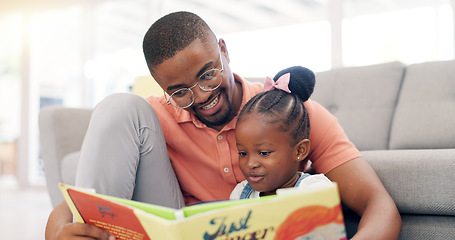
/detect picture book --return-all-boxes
[59,182,347,240]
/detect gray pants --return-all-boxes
[75,93,185,209]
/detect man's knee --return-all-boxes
[90,93,159,130]
[96,93,154,116]
[97,93,151,111]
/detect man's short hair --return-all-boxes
[143,11,217,70]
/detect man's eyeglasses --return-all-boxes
[164,50,224,109]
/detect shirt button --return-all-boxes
[223,167,229,173]
[217,135,223,140]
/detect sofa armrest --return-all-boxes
[38,106,92,207]
[362,149,455,216]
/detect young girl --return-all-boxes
[230,66,332,200]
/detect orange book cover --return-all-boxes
[66,188,151,239]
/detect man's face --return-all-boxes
[151,39,240,129]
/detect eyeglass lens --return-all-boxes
[169,68,223,108]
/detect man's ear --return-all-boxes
[218,38,230,63]
[295,139,310,162]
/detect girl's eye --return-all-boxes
[259,151,271,156]
[238,152,247,157]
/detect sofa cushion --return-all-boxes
[390,60,455,149]
[400,214,455,240]
[311,62,405,151]
[362,149,455,216]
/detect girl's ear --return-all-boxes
[295,139,310,162]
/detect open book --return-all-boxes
[59,183,347,240]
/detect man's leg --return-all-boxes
[75,93,184,209]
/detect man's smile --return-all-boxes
[202,94,219,110]
[195,92,224,117]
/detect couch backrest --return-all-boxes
[389,60,455,149]
[39,106,92,207]
[311,62,405,151]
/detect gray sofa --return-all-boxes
[39,59,455,239]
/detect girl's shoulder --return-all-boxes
[297,173,332,189]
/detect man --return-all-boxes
[46,11,401,239]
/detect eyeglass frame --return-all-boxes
[163,49,224,109]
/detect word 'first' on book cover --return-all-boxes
[59,183,347,240]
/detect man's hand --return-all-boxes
[45,201,115,240]
[326,157,402,240]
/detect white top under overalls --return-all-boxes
[229,173,332,200]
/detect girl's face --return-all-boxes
[235,115,309,196]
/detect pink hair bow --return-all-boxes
[263,73,291,93]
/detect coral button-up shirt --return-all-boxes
[146,73,360,205]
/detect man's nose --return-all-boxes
[192,86,212,105]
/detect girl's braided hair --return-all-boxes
[237,66,316,146]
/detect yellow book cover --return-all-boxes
[59,183,346,240]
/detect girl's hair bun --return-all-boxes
[273,66,315,102]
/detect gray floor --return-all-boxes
[0,177,52,240]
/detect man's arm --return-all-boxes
[326,157,402,240]
[45,201,115,240]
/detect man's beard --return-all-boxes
[196,98,233,128]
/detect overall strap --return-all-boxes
[239,183,254,199]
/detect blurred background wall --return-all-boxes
[0,0,454,187]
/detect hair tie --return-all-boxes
[263,73,291,93]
